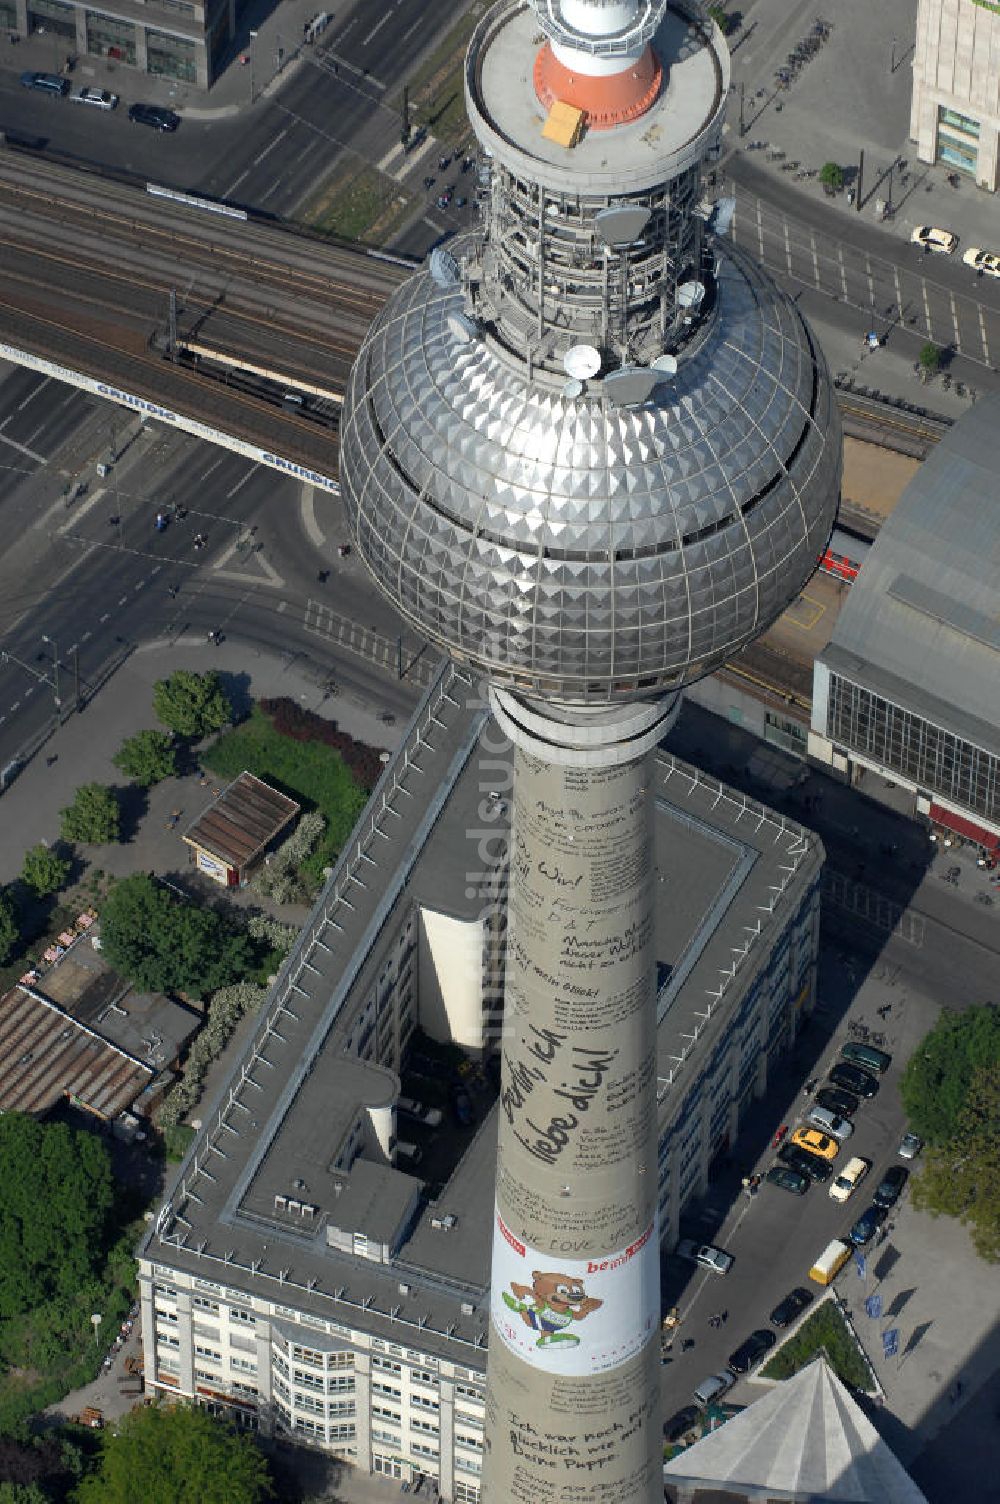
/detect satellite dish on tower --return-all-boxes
[446,312,478,344]
[563,344,601,380]
[677,281,706,310]
[651,354,678,380]
[562,378,584,399]
[430,248,461,287]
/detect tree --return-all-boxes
[918,341,941,379]
[153,671,231,740]
[59,784,120,845]
[20,845,70,899]
[0,1114,114,1320]
[819,161,844,192]
[900,1004,1000,1143]
[0,889,18,966]
[99,875,252,997]
[707,3,734,33]
[0,1484,50,1504]
[911,1062,1000,1262]
[73,1404,272,1504]
[112,729,177,787]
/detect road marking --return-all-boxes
[809,229,820,288]
[81,630,92,642]
[225,464,259,499]
[401,14,422,41]
[949,290,960,351]
[838,244,848,300]
[922,280,932,339]
[222,168,250,198]
[301,483,325,546]
[783,218,792,275]
[979,304,990,366]
[362,11,391,45]
[118,596,128,606]
[10,701,19,712]
[0,427,46,463]
[253,126,289,166]
[99,613,110,623]
[200,456,224,482]
[17,376,51,412]
[57,484,105,536]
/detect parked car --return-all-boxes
[829,1155,870,1204]
[806,1106,854,1142]
[765,1164,810,1196]
[20,70,69,96]
[898,1132,923,1160]
[727,1328,776,1375]
[848,1203,887,1245]
[873,1164,909,1208]
[128,102,180,131]
[910,224,957,254]
[962,247,1000,278]
[815,1086,860,1118]
[397,1096,443,1128]
[827,1062,880,1099]
[674,1239,734,1275]
[663,1405,700,1443]
[769,1286,813,1328]
[840,1041,892,1074]
[692,1371,734,1407]
[71,86,118,109]
[790,1127,840,1161]
[777,1143,832,1182]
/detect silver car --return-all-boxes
[675,1239,734,1275]
[71,86,119,110]
[898,1132,923,1160]
[806,1106,854,1143]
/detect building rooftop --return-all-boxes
[819,395,1000,756]
[663,1355,930,1503]
[183,771,300,871]
[144,664,821,1363]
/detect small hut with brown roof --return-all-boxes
[182,771,300,888]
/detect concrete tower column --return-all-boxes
[482,692,676,1504]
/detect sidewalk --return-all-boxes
[0,637,404,885]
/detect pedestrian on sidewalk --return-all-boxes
[720,1309,728,1325]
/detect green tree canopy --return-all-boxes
[0,888,18,965]
[73,1404,272,1504]
[153,671,231,740]
[900,1004,1000,1143]
[0,1114,114,1320]
[99,875,252,996]
[59,784,120,845]
[911,1061,1000,1262]
[20,844,71,898]
[918,341,942,374]
[112,729,177,787]
[819,161,845,191]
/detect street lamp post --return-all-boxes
[249,28,258,105]
[40,635,61,711]
[890,35,896,74]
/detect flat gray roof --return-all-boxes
[143,664,821,1363]
[819,395,1000,754]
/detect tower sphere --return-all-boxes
[341,0,841,706]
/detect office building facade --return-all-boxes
[910,0,1000,189]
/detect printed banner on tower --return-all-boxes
[490,1209,658,1375]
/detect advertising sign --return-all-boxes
[490,1209,658,1375]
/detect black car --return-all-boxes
[815,1085,860,1118]
[727,1327,776,1375]
[663,1405,700,1443]
[769,1286,814,1328]
[765,1164,809,1196]
[128,102,180,131]
[848,1202,887,1246]
[777,1142,832,1182]
[827,1062,880,1099]
[873,1164,909,1208]
[451,1085,475,1127]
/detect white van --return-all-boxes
[808,1238,852,1286]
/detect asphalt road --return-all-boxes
[0,0,458,222]
[0,374,429,773]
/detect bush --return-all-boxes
[20,845,71,899]
[819,161,845,192]
[155,982,267,1129]
[251,810,326,905]
[59,785,120,845]
[918,341,942,376]
[112,729,177,787]
[162,1123,196,1163]
[153,670,231,740]
[760,1299,873,1391]
[0,890,19,966]
[260,698,386,791]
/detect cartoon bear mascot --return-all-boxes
[501,1271,602,1348]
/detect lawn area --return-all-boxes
[201,705,368,882]
[760,1297,874,1392]
[303,164,414,245]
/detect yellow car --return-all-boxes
[791,1126,840,1161]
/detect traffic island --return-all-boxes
[760,1293,878,1394]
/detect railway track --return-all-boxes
[835,387,951,459]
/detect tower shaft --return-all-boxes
[484,700,667,1502]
